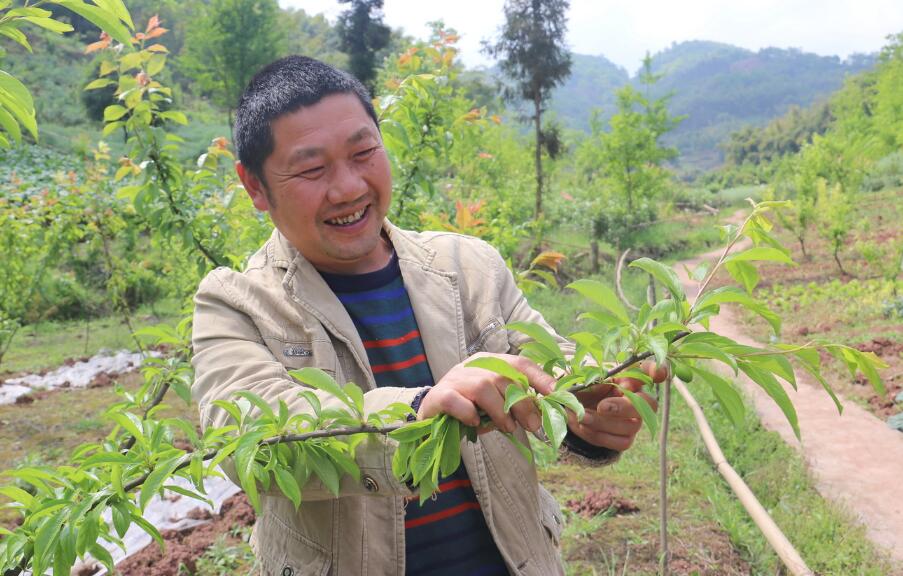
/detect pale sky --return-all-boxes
[284,0,903,74]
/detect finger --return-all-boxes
[597,394,659,418]
[574,382,617,407]
[570,426,636,452]
[419,387,481,427]
[507,395,542,432]
[577,410,642,437]
[470,379,516,433]
[511,356,556,396]
[611,376,645,393]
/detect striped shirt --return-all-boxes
[319,252,509,576]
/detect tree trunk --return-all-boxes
[534,96,543,219]
[591,241,600,274]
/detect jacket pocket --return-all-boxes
[254,512,332,576]
[538,484,563,548]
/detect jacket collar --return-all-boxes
[270,220,438,272]
[272,221,465,389]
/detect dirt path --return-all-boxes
[674,211,903,567]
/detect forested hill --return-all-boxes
[549,41,876,170]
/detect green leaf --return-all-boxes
[567,279,629,323]
[55,0,133,45]
[89,543,115,574]
[130,511,165,550]
[647,334,669,365]
[103,103,128,121]
[503,383,530,413]
[307,446,341,497]
[465,356,528,387]
[621,388,658,440]
[343,382,365,417]
[540,399,568,449]
[724,246,794,266]
[693,368,744,427]
[739,363,799,439]
[675,342,738,374]
[211,400,243,424]
[725,260,759,294]
[629,257,685,303]
[233,390,276,421]
[0,484,35,509]
[439,419,461,476]
[506,321,563,360]
[548,390,585,421]
[290,367,352,409]
[273,466,302,510]
[33,507,67,576]
[389,418,434,442]
[21,16,73,33]
[0,70,37,139]
[139,456,182,511]
[160,110,188,125]
[693,287,781,335]
[110,501,132,538]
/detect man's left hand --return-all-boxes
[565,376,659,452]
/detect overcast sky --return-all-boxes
[284,0,903,75]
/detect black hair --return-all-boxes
[233,55,379,184]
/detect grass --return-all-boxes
[0,299,183,375]
[729,186,903,419]
[529,287,898,575]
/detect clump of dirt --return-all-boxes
[565,487,639,517]
[116,493,256,576]
[858,337,903,358]
[87,371,118,389]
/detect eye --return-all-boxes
[298,166,325,179]
[354,146,378,160]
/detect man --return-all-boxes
[192,55,654,576]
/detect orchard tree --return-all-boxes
[576,55,682,248]
[179,0,284,127]
[483,0,572,218]
[336,0,391,92]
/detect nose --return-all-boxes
[326,161,368,206]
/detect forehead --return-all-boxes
[268,93,378,159]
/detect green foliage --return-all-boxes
[336,0,390,92]
[483,0,572,217]
[574,56,683,248]
[178,0,283,117]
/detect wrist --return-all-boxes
[408,386,432,422]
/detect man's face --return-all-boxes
[238,93,393,274]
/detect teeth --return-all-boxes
[328,207,366,225]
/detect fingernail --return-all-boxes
[605,402,619,414]
[528,414,541,431]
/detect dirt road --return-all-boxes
[675,215,903,567]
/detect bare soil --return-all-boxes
[115,493,256,576]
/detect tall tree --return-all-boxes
[336,0,391,92]
[483,0,572,218]
[179,0,284,127]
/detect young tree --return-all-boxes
[336,0,391,92]
[483,0,572,218]
[575,56,682,248]
[179,0,284,127]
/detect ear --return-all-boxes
[236,161,271,212]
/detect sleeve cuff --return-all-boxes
[562,430,621,466]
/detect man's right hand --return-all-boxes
[416,353,555,434]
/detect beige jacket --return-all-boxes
[192,223,569,576]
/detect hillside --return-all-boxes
[550,41,876,170]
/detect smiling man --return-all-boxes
[191,56,654,576]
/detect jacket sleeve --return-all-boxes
[191,269,420,500]
[490,247,620,464]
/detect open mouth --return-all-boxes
[325,205,368,227]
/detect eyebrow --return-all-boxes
[286,126,378,164]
